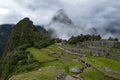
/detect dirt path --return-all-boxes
[58,46,81,56]
[66,75,81,80]
[58,46,91,80]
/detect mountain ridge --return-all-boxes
[0,17,54,80]
[0,23,44,57]
[0,24,13,57]
[3,17,42,56]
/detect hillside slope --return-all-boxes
[0,17,54,80]
[0,24,44,57]
[9,44,120,80]
[3,18,47,56]
[0,24,13,57]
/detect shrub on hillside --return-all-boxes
[108,37,119,41]
[0,45,40,80]
[34,39,55,49]
[68,34,101,44]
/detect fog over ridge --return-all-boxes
[0,0,120,39]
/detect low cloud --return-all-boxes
[0,0,120,39]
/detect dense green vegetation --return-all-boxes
[0,24,13,57]
[3,18,53,56]
[68,34,101,44]
[82,56,120,79]
[108,37,119,41]
[0,44,40,80]
[34,39,54,49]
[9,66,63,80]
[0,24,45,58]
[67,34,119,45]
[0,18,54,80]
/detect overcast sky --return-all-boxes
[0,0,120,25]
[1,0,120,39]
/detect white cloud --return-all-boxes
[0,0,120,39]
[0,8,9,15]
[0,0,61,24]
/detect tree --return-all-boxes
[108,37,119,41]
[67,34,102,44]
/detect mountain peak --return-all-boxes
[52,9,72,24]
[55,9,65,16]
[17,17,33,26]
[3,18,39,56]
[46,9,78,40]
[22,17,30,21]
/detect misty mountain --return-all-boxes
[92,22,120,39]
[45,9,120,40]
[46,9,79,40]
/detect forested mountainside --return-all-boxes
[0,23,43,58]
[0,18,54,80]
[0,24,13,57]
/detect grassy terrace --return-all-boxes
[111,48,120,54]
[112,48,120,51]
[82,56,120,79]
[10,66,62,80]
[27,47,54,62]
[10,44,115,80]
[27,45,83,74]
[80,68,110,80]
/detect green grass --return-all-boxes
[25,44,120,80]
[46,45,66,53]
[27,45,83,75]
[11,45,84,80]
[80,68,110,80]
[41,59,83,69]
[41,61,64,69]
[83,56,120,78]
[9,66,63,80]
[111,48,120,54]
[112,48,120,51]
[27,47,54,62]
[40,45,83,73]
